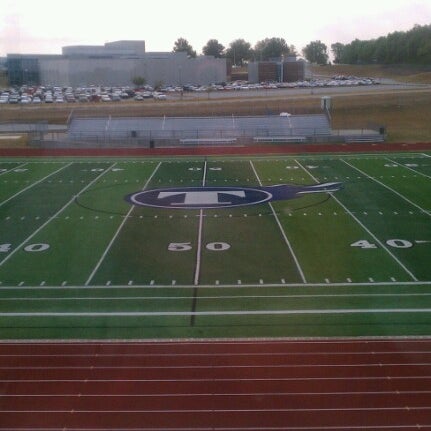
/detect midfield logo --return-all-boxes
[126,182,342,209]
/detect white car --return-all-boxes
[153,93,167,100]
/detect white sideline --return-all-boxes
[295,159,418,282]
[85,162,162,286]
[249,160,306,283]
[3,308,430,317]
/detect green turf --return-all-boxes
[0,153,430,339]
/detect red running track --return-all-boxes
[1,141,431,157]
[0,339,430,430]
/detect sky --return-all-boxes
[1,0,430,57]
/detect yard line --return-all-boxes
[295,160,418,282]
[0,162,28,177]
[3,308,430,317]
[4,292,431,301]
[190,160,207,326]
[249,161,306,283]
[0,163,117,268]
[193,159,207,286]
[385,156,431,180]
[342,159,431,217]
[0,162,72,209]
[85,162,162,286]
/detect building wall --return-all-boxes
[248,59,305,83]
[8,40,227,87]
[39,53,226,87]
[283,61,305,82]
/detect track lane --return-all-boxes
[0,339,430,429]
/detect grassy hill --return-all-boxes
[310,64,431,84]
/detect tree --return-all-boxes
[225,39,253,66]
[173,38,196,58]
[302,40,329,65]
[331,43,345,64]
[202,39,225,58]
[131,76,146,88]
[254,37,291,61]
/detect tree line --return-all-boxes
[331,24,431,65]
[172,23,431,67]
[173,37,326,66]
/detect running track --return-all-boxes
[0,339,431,430]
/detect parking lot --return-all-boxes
[0,76,387,106]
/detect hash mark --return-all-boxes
[128,280,133,286]
[325,278,330,284]
[347,278,352,283]
[18,282,24,287]
[237,280,242,285]
[172,280,176,285]
[281,278,286,284]
[106,281,111,286]
[150,280,155,285]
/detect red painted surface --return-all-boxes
[1,142,431,157]
[0,339,430,429]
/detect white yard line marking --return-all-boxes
[0,163,72,209]
[193,160,207,286]
[250,160,307,283]
[3,292,431,301]
[3,308,430,317]
[342,159,431,217]
[0,163,117,268]
[385,156,431,180]
[85,162,162,286]
[296,160,418,282]
[0,162,28,177]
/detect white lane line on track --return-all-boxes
[0,163,73,208]
[0,350,429,357]
[1,407,430,413]
[4,390,431,398]
[85,162,162,286]
[2,376,431,383]
[1,362,430,369]
[249,160,306,283]
[295,160,418,282]
[0,163,118,268]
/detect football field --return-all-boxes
[0,152,430,339]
